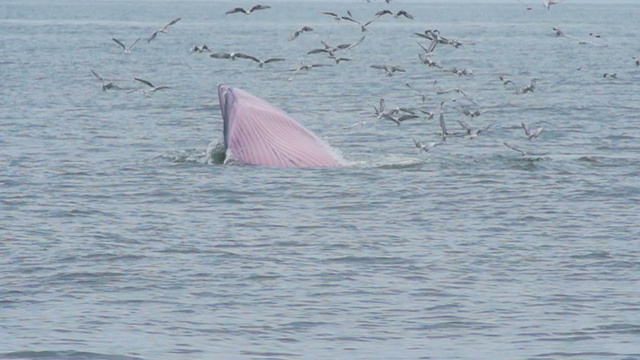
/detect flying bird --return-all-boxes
[289,26,313,41]
[130,77,170,97]
[553,27,608,46]
[521,122,544,140]
[371,64,406,76]
[320,11,342,21]
[287,63,332,81]
[147,17,181,43]
[91,69,121,91]
[223,53,285,67]
[209,52,266,62]
[381,113,419,126]
[461,107,486,119]
[112,37,141,55]
[190,44,210,53]
[226,5,271,15]
[503,142,528,156]
[543,0,566,10]
[412,137,443,153]
[499,76,515,85]
[514,78,537,95]
[405,83,429,103]
[394,10,414,19]
[458,121,494,139]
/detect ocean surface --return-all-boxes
[1,0,639,359]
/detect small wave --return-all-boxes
[160,140,226,165]
[0,350,143,360]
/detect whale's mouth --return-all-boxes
[214,85,343,168]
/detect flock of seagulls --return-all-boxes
[91,0,637,162]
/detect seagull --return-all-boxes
[130,77,170,97]
[405,83,429,103]
[603,72,618,78]
[340,11,377,32]
[394,10,414,19]
[461,107,486,119]
[416,29,465,48]
[437,113,454,141]
[371,64,405,76]
[289,26,313,41]
[435,86,476,104]
[190,44,210,53]
[381,113,419,126]
[90,69,121,91]
[320,11,342,21]
[503,142,528,156]
[632,56,639,66]
[112,37,141,55]
[147,17,181,43]
[499,75,515,85]
[458,120,493,139]
[543,0,566,10]
[328,54,352,64]
[521,122,544,140]
[416,37,439,56]
[373,98,386,119]
[309,35,365,57]
[418,53,442,68]
[412,137,443,153]
[235,54,286,67]
[553,27,607,47]
[374,9,394,17]
[514,78,537,95]
[226,5,271,15]
[443,66,473,76]
[287,63,332,81]
[334,35,366,51]
[209,52,263,62]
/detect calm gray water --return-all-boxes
[1,0,639,359]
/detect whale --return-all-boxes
[217,85,343,168]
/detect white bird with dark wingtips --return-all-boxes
[405,83,429,103]
[458,121,494,139]
[543,0,566,10]
[394,10,414,19]
[287,63,333,81]
[91,69,121,91]
[381,113,419,126]
[434,86,476,104]
[412,137,443,153]
[503,142,528,156]
[147,17,181,43]
[226,53,285,67]
[289,26,313,41]
[226,5,271,15]
[210,52,259,62]
[371,64,406,76]
[514,78,537,95]
[521,122,544,140]
[553,27,607,47]
[112,37,141,55]
[499,76,515,86]
[130,77,170,97]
